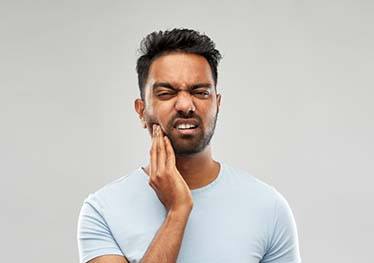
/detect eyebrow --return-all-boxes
[152,82,213,91]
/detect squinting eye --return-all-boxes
[157,93,174,98]
[195,91,209,96]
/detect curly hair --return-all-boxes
[136,28,222,100]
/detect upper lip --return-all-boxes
[173,119,199,128]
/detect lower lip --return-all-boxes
[174,127,199,135]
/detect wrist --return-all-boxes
[168,206,193,220]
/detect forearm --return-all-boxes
[140,208,192,263]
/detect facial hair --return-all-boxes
[165,110,219,156]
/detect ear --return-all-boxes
[134,98,147,128]
[216,93,222,111]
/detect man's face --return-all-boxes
[135,52,221,156]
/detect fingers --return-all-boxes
[150,124,157,178]
[157,126,166,172]
[164,135,176,167]
[150,124,167,179]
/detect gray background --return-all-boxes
[1,0,373,262]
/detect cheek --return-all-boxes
[202,106,219,128]
[201,102,217,117]
[145,107,170,128]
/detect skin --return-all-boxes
[136,52,222,190]
[88,52,222,263]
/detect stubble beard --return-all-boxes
[167,111,219,156]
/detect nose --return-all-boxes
[174,91,196,116]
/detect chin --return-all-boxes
[174,147,202,156]
[172,139,209,156]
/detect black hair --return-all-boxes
[136,28,222,100]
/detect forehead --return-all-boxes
[147,52,214,87]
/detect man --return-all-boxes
[77,28,301,263]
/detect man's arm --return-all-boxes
[87,208,191,263]
[261,190,301,263]
[139,125,193,262]
[140,207,191,262]
[86,125,193,263]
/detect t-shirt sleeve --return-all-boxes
[77,196,123,263]
[261,190,302,263]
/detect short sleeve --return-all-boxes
[261,190,302,263]
[77,196,123,263]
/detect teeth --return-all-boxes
[176,123,197,130]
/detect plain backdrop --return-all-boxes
[1,0,373,262]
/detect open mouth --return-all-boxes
[172,119,200,135]
[175,123,198,130]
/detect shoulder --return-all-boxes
[82,167,148,210]
[222,162,283,202]
[221,162,296,225]
[223,163,300,258]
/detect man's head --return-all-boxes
[134,28,222,156]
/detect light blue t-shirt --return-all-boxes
[77,161,301,263]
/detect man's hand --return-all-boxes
[86,125,193,263]
[138,125,193,262]
[148,124,193,213]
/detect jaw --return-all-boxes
[168,127,212,156]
